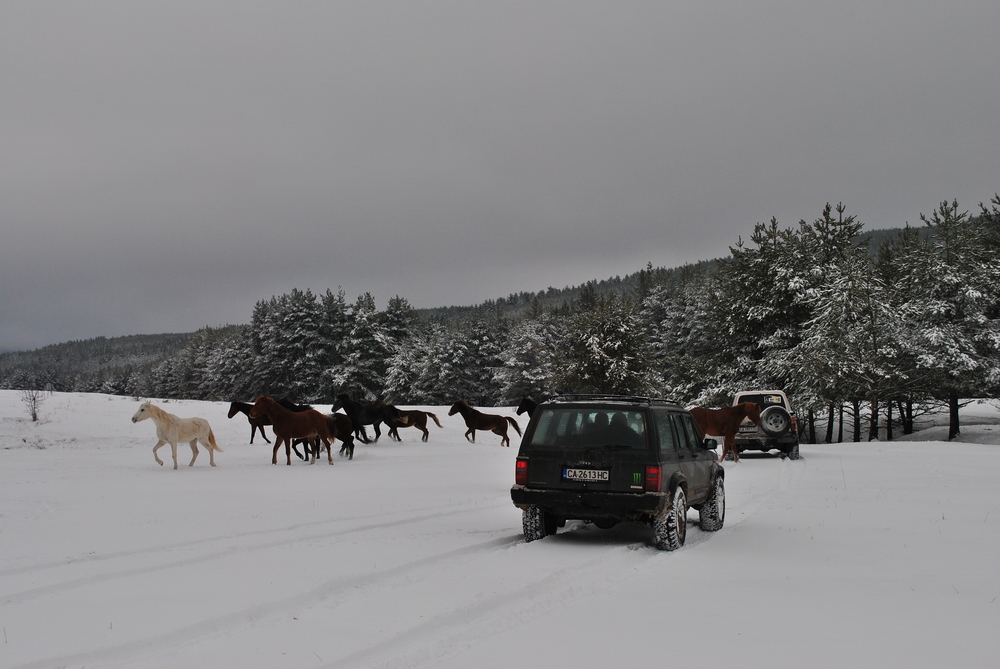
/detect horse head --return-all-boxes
[227,402,242,419]
[131,402,152,423]
[278,398,312,412]
[448,400,469,416]
[744,401,762,425]
[515,396,537,416]
[249,395,273,419]
[332,394,352,412]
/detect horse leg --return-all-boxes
[340,435,355,460]
[285,438,292,466]
[205,438,218,467]
[169,441,179,470]
[420,425,429,442]
[152,439,168,466]
[188,439,199,466]
[272,437,283,465]
[494,426,509,447]
[465,428,476,443]
[725,434,739,463]
[324,438,334,464]
[291,440,308,461]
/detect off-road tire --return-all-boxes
[786,441,801,460]
[760,406,791,437]
[653,487,687,551]
[699,476,725,531]
[523,505,548,542]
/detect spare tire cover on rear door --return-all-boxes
[760,406,791,437]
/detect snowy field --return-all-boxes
[1,391,998,669]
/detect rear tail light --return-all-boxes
[644,465,661,492]
[515,458,529,486]
[790,415,798,433]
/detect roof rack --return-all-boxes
[545,393,682,406]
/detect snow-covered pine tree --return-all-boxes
[554,293,655,395]
[333,293,391,400]
[497,314,560,404]
[898,200,1000,439]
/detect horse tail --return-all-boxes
[507,416,522,437]
[427,412,443,428]
[208,428,223,452]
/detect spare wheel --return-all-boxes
[760,406,791,437]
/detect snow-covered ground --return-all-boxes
[1,391,998,668]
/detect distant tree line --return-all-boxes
[4,196,999,441]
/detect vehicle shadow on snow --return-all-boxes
[540,517,716,551]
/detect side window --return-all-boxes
[653,410,679,456]
[672,414,700,455]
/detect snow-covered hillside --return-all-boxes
[1,392,998,668]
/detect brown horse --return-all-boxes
[293,413,357,461]
[249,395,336,465]
[689,402,762,463]
[227,398,313,444]
[448,400,522,448]
[386,408,443,442]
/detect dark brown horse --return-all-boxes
[249,395,336,465]
[385,408,443,442]
[689,402,762,463]
[448,400,522,448]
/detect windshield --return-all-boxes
[528,407,648,450]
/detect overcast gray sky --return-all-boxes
[2,1,998,352]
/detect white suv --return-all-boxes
[733,390,800,459]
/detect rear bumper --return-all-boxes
[735,434,798,450]
[510,485,667,522]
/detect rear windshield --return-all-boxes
[736,393,787,409]
[528,407,648,450]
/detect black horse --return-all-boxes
[228,401,271,443]
[515,396,539,418]
[332,394,403,444]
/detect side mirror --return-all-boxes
[704,438,718,451]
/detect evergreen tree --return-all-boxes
[899,200,1000,438]
[497,315,561,404]
[554,293,655,395]
[333,293,391,400]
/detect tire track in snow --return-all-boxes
[6,532,524,669]
[0,498,484,578]
[313,462,799,669]
[0,500,506,605]
[322,541,667,669]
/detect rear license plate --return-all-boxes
[563,468,610,482]
[739,425,757,433]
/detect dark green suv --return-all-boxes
[510,395,725,550]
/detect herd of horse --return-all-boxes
[132,394,524,468]
[133,393,763,469]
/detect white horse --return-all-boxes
[131,402,222,469]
